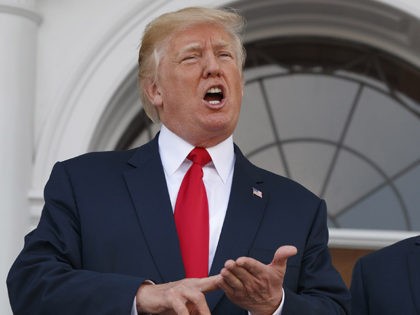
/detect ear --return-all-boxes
[144,78,163,107]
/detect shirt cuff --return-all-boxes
[131,298,137,315]
[132,280,156,315]
[248,288,285,315]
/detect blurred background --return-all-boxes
[1,0,419,313]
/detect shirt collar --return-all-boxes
[158,125,235,183]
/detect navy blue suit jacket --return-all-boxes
[8,136,349,314]
[350,235,420,315]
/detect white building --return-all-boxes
[1,0,419,313]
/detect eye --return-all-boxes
[181,54,199,63]
[219,51,234,59]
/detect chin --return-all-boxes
[204,118,230,130]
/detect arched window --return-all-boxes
[238,38,420,231]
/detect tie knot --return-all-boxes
[187,147,211,167]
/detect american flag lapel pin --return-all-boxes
[252,187,263,198]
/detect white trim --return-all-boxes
[375,0,420,20]
[238,0,420,68]
[329,228,419,249]
[88,69,140,151]
[28,189,43,229]
[0,4,41,24]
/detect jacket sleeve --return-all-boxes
[282,200,351,314]
[350,259,369,315]
[7,162,144,315]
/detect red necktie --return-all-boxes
[174,147,211,278]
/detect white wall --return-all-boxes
[1,0,39,312]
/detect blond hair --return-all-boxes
[138,6,246,122]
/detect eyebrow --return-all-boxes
[177,40,232,57]
[177,43,201,56]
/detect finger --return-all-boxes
[171,297,190,315]
[225,258,257,282]
[235,256,266,278]
[217,280,234,296]
[216,274,236,295]
[188,293,211,315]
[271,245,298,268]
[220,264,245,289]
[198,275,221,293]
[176,286,210,315]
[180,289,211,315]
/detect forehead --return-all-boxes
[167,23,233,51]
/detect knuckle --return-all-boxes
[191,292,205,304]
[167,286,181,298]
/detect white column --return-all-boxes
[0,1,40,313]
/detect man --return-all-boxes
[7,6,350,315]
[350,235,420,314]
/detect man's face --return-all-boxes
[146,23,243,147]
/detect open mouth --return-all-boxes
[204,86,224,105]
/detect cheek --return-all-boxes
[175,83,201,104]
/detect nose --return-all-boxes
[203,52,221,78]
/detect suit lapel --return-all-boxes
[408,236,420,314]
[207,146,269,310]
[123,137,185,283]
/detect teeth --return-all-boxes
[207,87,222,94]
[209,100,221,105]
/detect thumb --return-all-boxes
[270,245,297,269]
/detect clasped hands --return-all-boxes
[136,245,297,315]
